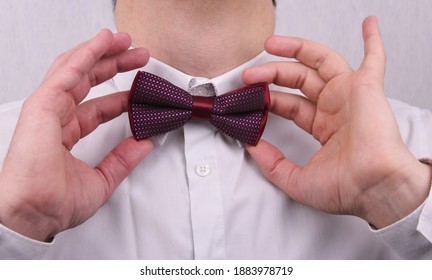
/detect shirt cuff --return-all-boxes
[373,197,432,259]
[418,158,432,242]
[0,223,52,259]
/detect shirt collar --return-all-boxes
[113,51,270,145]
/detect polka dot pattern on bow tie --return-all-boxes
[211,86,268,145]
[128,71,269,145]
[129,72,193,140]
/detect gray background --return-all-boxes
[1,0,431,109]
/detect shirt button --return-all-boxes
[195,163,211,177]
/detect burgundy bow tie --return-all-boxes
[128,71,270,145]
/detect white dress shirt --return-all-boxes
[1,52,432,259]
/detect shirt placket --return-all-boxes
[183,81,226,259]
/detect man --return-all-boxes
[0,0,431,259]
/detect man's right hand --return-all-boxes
[0,30,153,242]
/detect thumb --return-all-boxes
[360,16,386,79]
[94,137,153,204]
[246,140,302,199]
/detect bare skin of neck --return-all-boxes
[115,0,275,78]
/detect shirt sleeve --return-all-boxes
[373,198,432,259]
[372,99,432,259]
[0,223,52,260]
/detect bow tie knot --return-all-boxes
[128,71,270,145]
[191,95,215,121]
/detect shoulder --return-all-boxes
[0,100,24,163]
[0,100,23,131]
[0,100,23,114]
[388,98,432,158]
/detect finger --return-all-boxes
[60,92,129,149]
[43,30,148,105]
[360,16,386,79]
[44,31,131,79]
[269,91,316,134]
[75,91,129,139]
[43,29,115,86]
[94,137,153,204]
[102,32,134,58]
[246,140,302,201]
[88,47,149,87]
[264,35,352,81]
[243,61,326,102]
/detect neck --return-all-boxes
[115,0,275,78]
